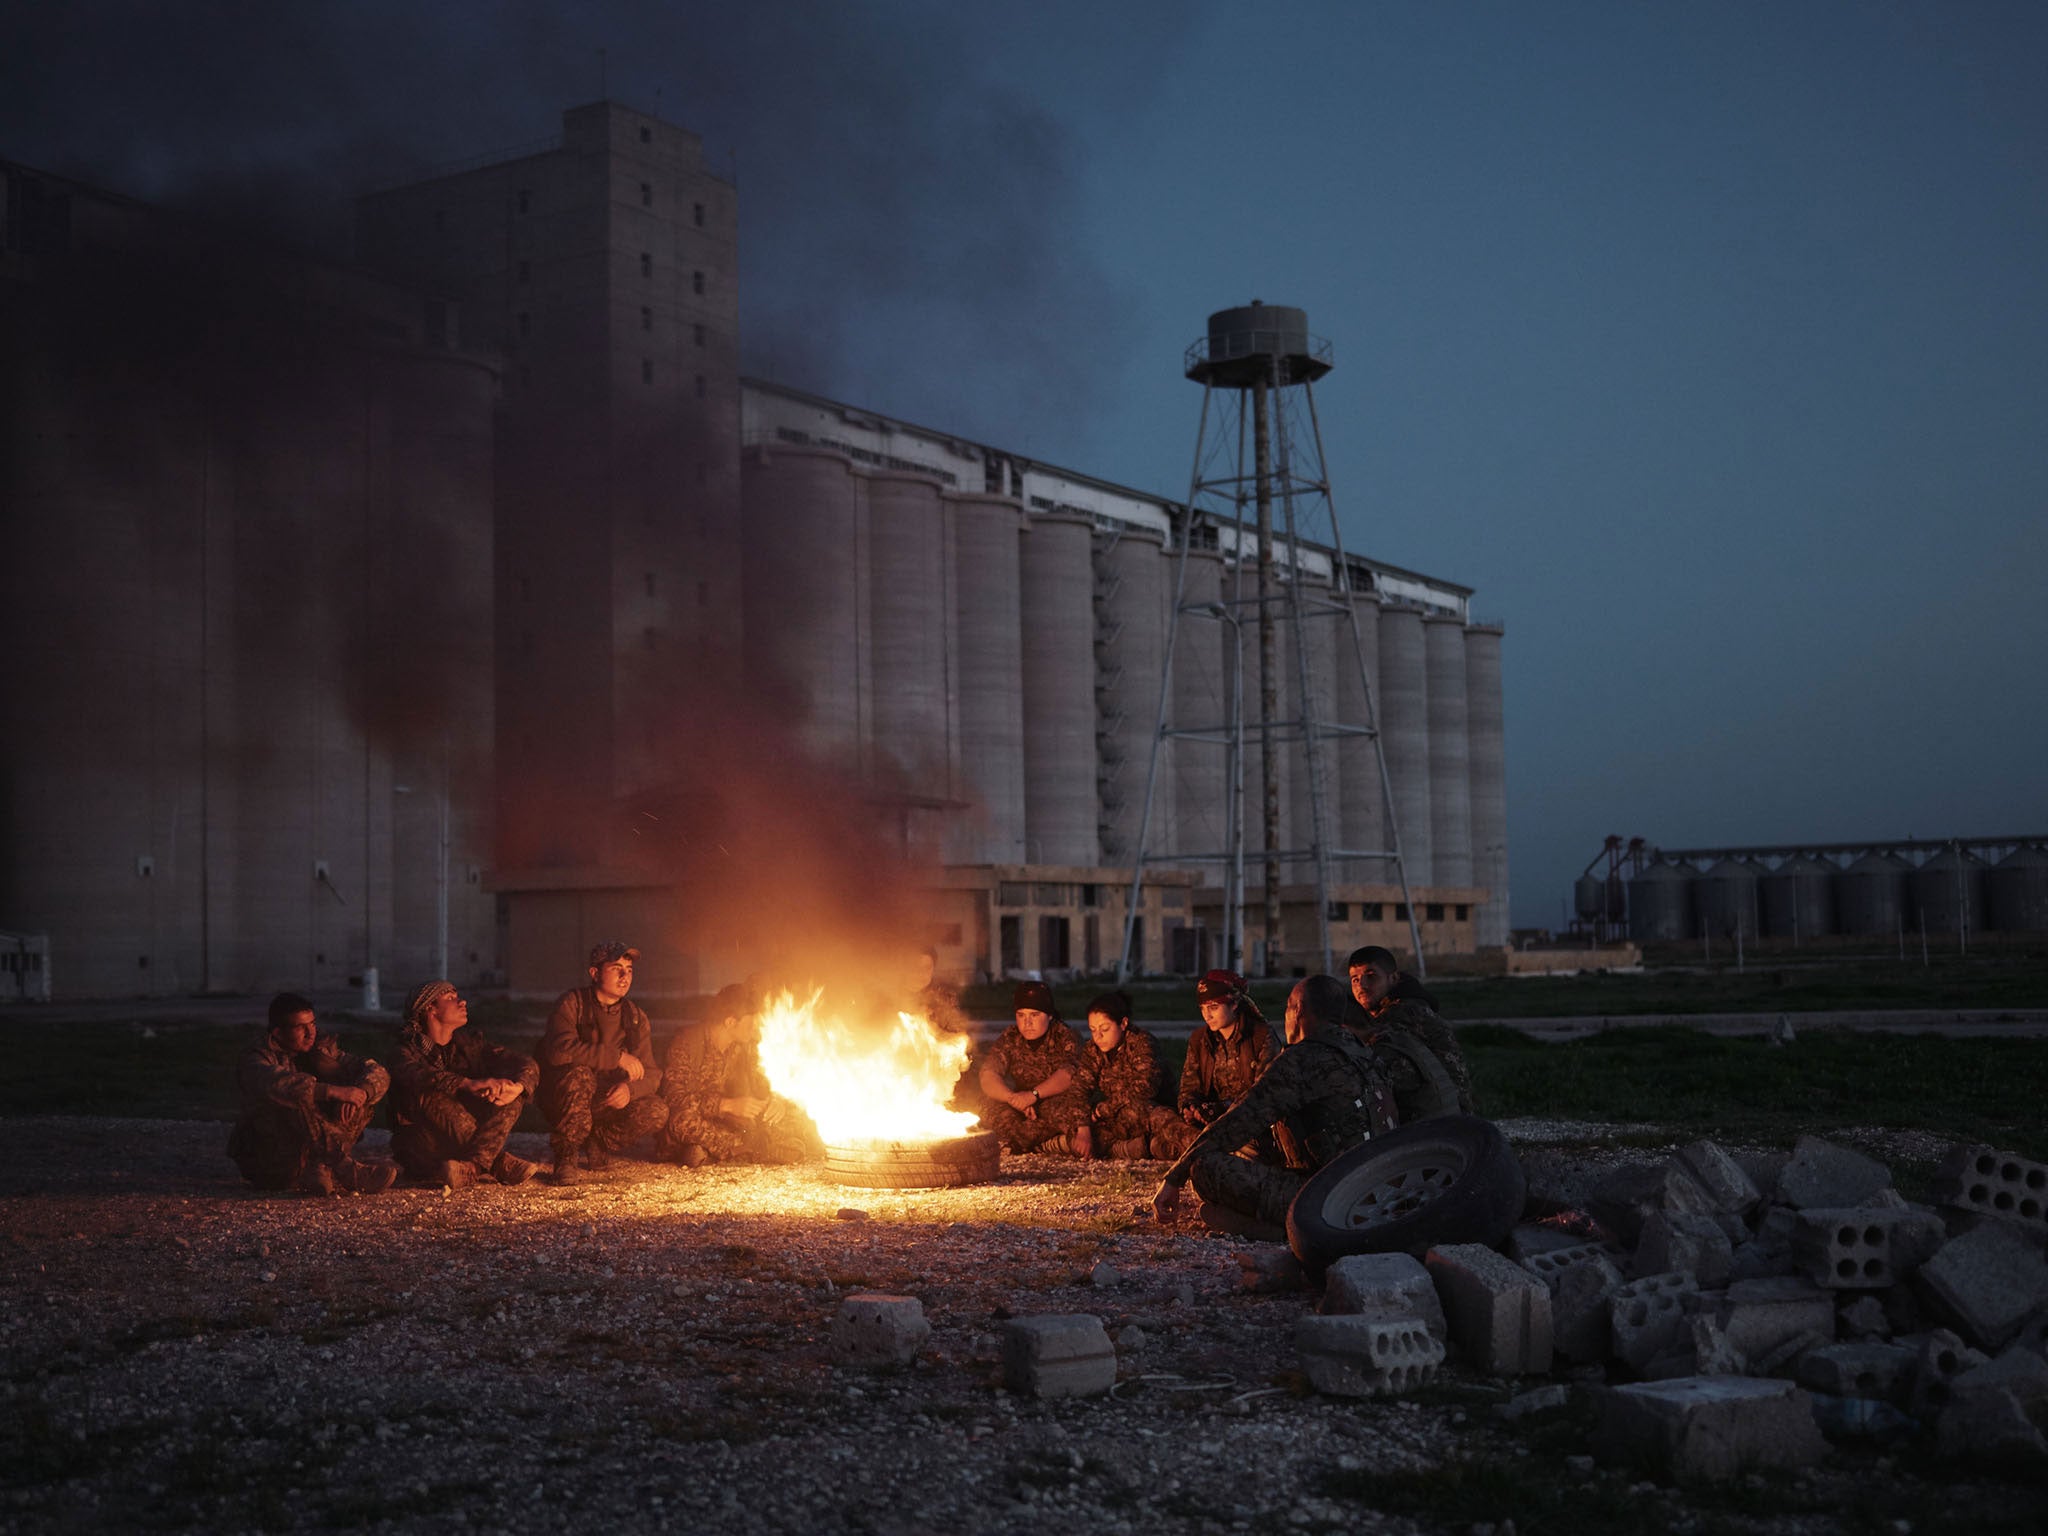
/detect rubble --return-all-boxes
[1594,1377,1827,1483]
[1796,1341,1916,1401]
[1916,1219,2048,1352]
[1426,1242,1553,1375]
[830,1292,931,1366]
[1551,1252,1627,1366]
[1293,1308,1445,1397]
[1319,1251,1446,1339]
[1001,1314,1118,1398]
[1776,1135,1894,1210]
[1935,1346,2048,1470]
[1610,1272,1697,1372]
[1929,1144,2048,1234]
[1712,1277,1836,1362]
[1637,1211,1733,1288]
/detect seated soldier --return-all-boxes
[389,980,542,1189]
[227,992,397,1196]
[1346,945,1476,1120]
[977,981,1091,1156]
[1152,975,1396,1238]
[1173,969,1281,1161]
[904,945,978,1113]
[1075,990,1180,1159]
[656,984,822,1167]
[535,940,670,1184]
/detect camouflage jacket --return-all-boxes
[1178,1016,1277,1114]
[1171,1022,1393,1181]
[1075,1026,1167,1115]
[914,981,971,1036]
[983,1020,1081,1094]
[1363,977,1476,1115]
[662,1028,770,1119]
[237,1031,387,1115]
[536,986,663,1098]
[391,1025,537,1112]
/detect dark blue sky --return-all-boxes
[8,2,2045,925]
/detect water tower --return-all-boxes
[1116,303,1423,978]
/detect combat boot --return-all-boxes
[1111,1137,1148,1160]
[582,1139,612,1171]
[338,1158,398,1195]
[437,1158,478,1191]
[490,1152,540,1187]
[298,1162,340,1196]
[547,1138,580,1185]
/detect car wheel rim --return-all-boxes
[1330,1150,1468,1230]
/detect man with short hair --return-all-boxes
[389,980,542,1189]
[1152,975,1395,1238]
[535,940,669,1183]
[228,993,396,1196]
[1346,945,1476,1120]
[656,984,821,1167]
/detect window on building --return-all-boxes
[1032,883,1071,906]
[1362,902,1383,921]
[517,189,531,214]
[1000,915,1022,972]
[1038,916,1071,970]
[1327,901,1349,921]
[1127,917,1144,971]
[1160,887,1186,909]
[1426,903,1445,922]
[997,882,1028,908]
[1394,903,1409,921]
[693,322,706,347]
[692,270,705,295]
[640,251,652,278]
[693,202,705,227]
[641,305,653,331]
[517,260,531,284]
[640,181,653,207]
[1456,904,1469,922]
[1080,884,1103,908]
[642,359,653,384]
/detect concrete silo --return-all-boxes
[1628,860,1696,942]
[1019,511,1100,866]
[945,493,1027,864]
[1989,846,2048,932]
[1464,622,1509,947]
[1169,549,1231,861]
[1286,576,1342,868]
[1913,847,1989,936]
[1761,855,1837,940]
[1334,588,1383,884]
[1423,615,1472,889]
[865,472,954,799]
[1376,603,1432,885]
[1696,857,1765,939]
[741,445,867,764]
[1835,852,1912,937]
[1096,529,1172,863]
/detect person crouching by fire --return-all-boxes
[1075,990,1181,1159]
[388,981,543,1189]
[535,940,669,1184]
[227,993,397,1196]
[977,981,1092,1156]
[656,984,822,1167]
[1174,969,1281,1162]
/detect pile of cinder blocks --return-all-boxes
[1303,1133,2048,1483]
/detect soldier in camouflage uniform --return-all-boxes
[1152,975,1396,1234]
[656,984,822,1166]
[1075,990,1180,1159]
[1346,945,1476,1120]
[388,980,542,1188]
[227,993,397,1195]
[977,980,1091,1155]
[906,947,978,1113]
[534,940,669,1183]
[1171,969,1281,1162]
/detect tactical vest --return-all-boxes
[1377,1030,1462,1122]
[1286,1031,1398,1169]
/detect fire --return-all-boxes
[756,988,979,1146]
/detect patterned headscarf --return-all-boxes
[405,979,456,1031]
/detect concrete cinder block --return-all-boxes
[1002,1314,1117,1398]
[1931,1144,2048,1234]
[1675,1139,1762,1218]
[1553,1253,1627,1366]
[1689,1312,1748,1376]
[1776,1135,1894,1211]
[1715,1277,1836,1362]
[1792,1208,1909,1289]
[1594,1377,1827,1484]
[1507,1223,1584,1266]
[1838,1295,1891,1339]
[1521,1239,1630,1291]
[1796,1341,1916,1402]
[1426,1242,1553,1375]
[1611,1272,1698,1373]
[1935,1346,2048,1469]
[1638,1211,1733,1289]
[1915,1219,2048,1352]
[1905,1327,1990,1417]
[831,1293,931,1366]
[1294,1309,1445,1398]
[1321,1252,1447,1339]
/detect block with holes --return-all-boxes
[1792,1208,1907,1289]
[1610,1271,1698,1372]
[1294,1309,1446,1397]
[1519,1239,1630,1290]
[1930,1144,2048,1231]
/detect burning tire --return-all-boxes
[1286,1115,1525,1273]
[823,1131,1001,1189]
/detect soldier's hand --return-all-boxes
[1152,1182,1181,1224]
[477,1078,521,1106]
[323,1084,368,1108]
[721,1096,768,1121]
[602,1082,632,1111]
[618,1051,646,1082]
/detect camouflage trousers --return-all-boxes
[1189,1146,1309,1229]
[1092,1102,1187,1159]
[227,1069,388,1191]
[656,1096,823,1165]
[389,1090,527,1181]
[539,1066,670,1156]
[981,1088,1090,1153]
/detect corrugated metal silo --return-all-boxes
[1334,588,1382,883]
[1423,615,1472,889]
[1464,623,1508,946]
[866,472,952,799]
[1097,529,1171,863]
[1019,511,1100,866]
[1989,846,2048,932]
[1285,576,1341,865]
[1376,603,1432,885]
[1696,857,1764,938]
[1761,855,1836,939]
[1574,874,1607,922]
[1628,860,1696,941]
[1913,847,1990,935]
[1170,549,1230,861]
[1835,851,1912,936]
[945,493,1026,864]
[741,446,866,762]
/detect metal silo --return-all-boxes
[1019,511,1100,866]
[866,472,952,799]
[945,492,1026,864]
[1574,874,1607,922]
[741,445,866,762]
[1334,588,1382,884]
[1423,615,1472,890]
[1913,847,1990,936]
[1376,603,1432,886]
[1628,860,1696,942]
[1835,852,1912,937]
[1989,845,2048,932]
[1097,529,1171,863]
[1169,548,1230,861]
[1464,624,1508,946]
[1696,857,1764,939]
[1761,855,1837,939]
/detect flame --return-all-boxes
[756,987,979,1146]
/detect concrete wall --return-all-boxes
[1423,615,1473,888]
[1095,530,1170,863]
[1018,513,1099,866]
[1464,623,1510,945]
[947,494,1027,864]
[1377,603,1432,887]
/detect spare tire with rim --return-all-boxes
[1286,1114,1525,1274]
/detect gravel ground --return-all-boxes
[1,1116,2035,1535]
